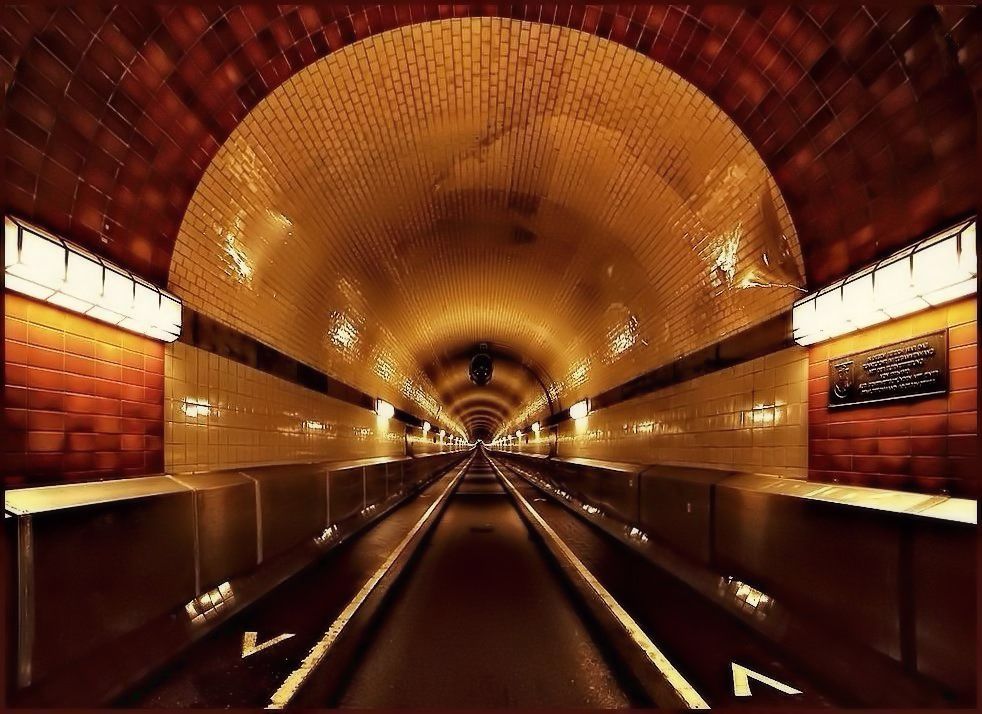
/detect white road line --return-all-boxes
[490,459,711,710]
[731,662,802,697]
[242,632,295,659]
[266,459,470,709]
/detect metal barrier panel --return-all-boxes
[327,466,366,526]
[713,479,905,662]
[6,478,196,688]
[239,464,328,562]
[169,472,259,593]
[911,518,976,694]
[638,466,735,566]
[365,464,387,509]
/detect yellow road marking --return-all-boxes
[490,459,711,710]
[266,459,470,709]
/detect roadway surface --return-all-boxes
[121,450,838,708]
[335,458,634,707]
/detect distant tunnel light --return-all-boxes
[569,399,591,420]
[531,421,541,434]
[515,429,522,438]
[5,216,182,342]
[438,428,446,438]
[792,218,976,346]
[375,398,395,419]
[422,421,431,433]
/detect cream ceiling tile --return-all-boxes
[171,18,803,439]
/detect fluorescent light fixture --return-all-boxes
[4,216,183,342]
[792,217,976,346]
[422,421,431,433]
[531,421,541,434]
[375,398,395,419]
[569,399,591,420]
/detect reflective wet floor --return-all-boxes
[335,458,634,708]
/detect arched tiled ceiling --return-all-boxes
[166,17,805,434]
[2,5,979,436]
[435,373,532,439]
[425,346,552,436]
[2,5,977,288]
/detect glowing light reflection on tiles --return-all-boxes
[328,310,360,353]
[181,397,213,418]
[315,524,340,546]
[185,582,235,625]
[606,313,639,362]
[717,576,776,620]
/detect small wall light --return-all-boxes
[375,398,395,419]
[569,399,591,420]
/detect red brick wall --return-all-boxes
[4,292,164,487]
[808,297,978,497]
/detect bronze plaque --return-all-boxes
[828,331,948,408]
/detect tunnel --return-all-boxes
[2,4,979,710]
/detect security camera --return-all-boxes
[469,343,493,386]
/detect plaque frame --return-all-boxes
[827,330,949,409]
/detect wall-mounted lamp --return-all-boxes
[515,429,522,438]
[375,398,395,419]
[5,216,183,341]
[531,421,541,434]
[438,428,446,438]
[422,421,431,433]
[792,217,976,346]
[569,399,591,420]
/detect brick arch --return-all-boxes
[2,4,978,288]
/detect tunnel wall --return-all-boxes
[546,346,808,478]
[164,341,406,473]
[4,293,165,487]
[511,433,553,456]
[408,434,467,455]
[808,297,977,497]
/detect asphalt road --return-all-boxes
[334,458,636,708]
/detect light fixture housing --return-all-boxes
[792,218,976,346]
[375,398,395,419]
[569,399,591,420]
[5,216,183,341]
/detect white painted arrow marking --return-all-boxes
[242,631,295,659]
[731,662,803,697]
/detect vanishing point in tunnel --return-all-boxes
[2,3,979,710]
